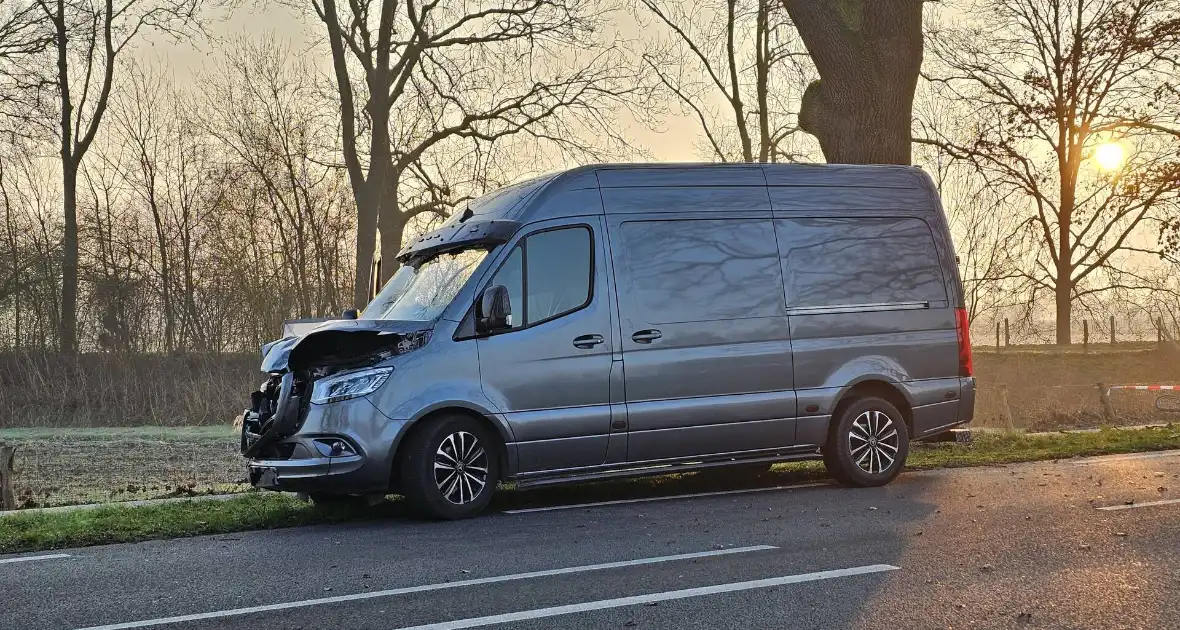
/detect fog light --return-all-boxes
[313,439,356,457]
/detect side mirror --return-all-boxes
[476,285,512,333]
[341,308,358,320]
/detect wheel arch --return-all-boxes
[830,379,915,440]
[387,404,513,492]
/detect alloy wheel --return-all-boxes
[847,410,900,475]
[433,431,489,504]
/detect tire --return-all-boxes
[823,396,909,487]
[399,414,500,520]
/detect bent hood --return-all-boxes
[260,319,433,373]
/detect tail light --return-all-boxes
[954,307,973,377]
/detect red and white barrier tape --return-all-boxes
[1108,385,1180,391]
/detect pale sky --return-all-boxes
[144,1,705,164]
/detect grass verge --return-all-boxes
[2,424,1177,555]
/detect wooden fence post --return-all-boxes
[1083,319,1089,352]
[995,321,1001,349]
[1098,382,1116,424]
[1004,318,1010,347]
[1110,315,1116,345]
[998,384,1016,431]
[0,443,15,511]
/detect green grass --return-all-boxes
[1,425,1177,555]
[0,493,401,553]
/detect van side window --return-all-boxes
[618,219,785,323]
[489,247,524,328]
[487,226,592,328]
[775,217,948,308]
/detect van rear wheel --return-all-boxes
[824,397,909,487]
[399,414,500,520]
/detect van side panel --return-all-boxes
[602,190,798,461]
[769,182,965,438]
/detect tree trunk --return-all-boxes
[784,0,923,164]
[352,183,378,309]
[60,163,78,353]
[756,0,772,162]
[1055,280,1072,345]
[377,171,404,288]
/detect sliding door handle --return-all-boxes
[631,329,663,344]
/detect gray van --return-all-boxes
[241,163,976,519]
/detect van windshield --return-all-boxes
[361,248,489,321]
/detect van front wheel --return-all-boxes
[400,414,500,520]
[824,397,909,487]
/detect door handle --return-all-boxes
[631,329,663,344]
[572,334,605,349]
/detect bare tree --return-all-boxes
[36,0,205,352]
[1,1,50,127]
[303,0,648,307]
[637,0,811,162]
[197,35,353,320]
[782,0,925,164]
[920,0,1180,344]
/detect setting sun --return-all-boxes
[1094,141,1127,171]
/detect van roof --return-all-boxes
[552,162,930,190]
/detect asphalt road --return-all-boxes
[5,450,1180,630]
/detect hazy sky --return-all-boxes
[146,1,706,165]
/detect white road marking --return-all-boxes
[1071,450,1180,465]
[72,545,777,630]
[1097,498,1180,511]
[0,553,70,565]
[503,481,830,514]
[395,564,901,630]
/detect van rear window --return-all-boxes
[775,217,947,308]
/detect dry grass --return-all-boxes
[972,348,1180,430]
[0,351,258,427]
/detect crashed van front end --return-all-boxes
[239,320,432,496]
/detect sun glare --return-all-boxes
[1094,142,1127,172]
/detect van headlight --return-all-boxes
[310,367,393,404]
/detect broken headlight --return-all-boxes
[310,367,392,405]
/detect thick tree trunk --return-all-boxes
[377,171,404,287]
[60,163,78,353]
[784,0,923,164]
[1055,279,1072,346]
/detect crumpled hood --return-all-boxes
[260,319,433,373]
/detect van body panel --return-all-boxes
[603,209,796,462]
[475,216,616,473]
[243,163,975,499]
[912,400,965,438]
[760,163,926,188]
[599,187,773,215]
[766,186,934,213]
[596,164,768,188]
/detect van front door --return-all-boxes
[607,214,797,462]
[476,217,619,473]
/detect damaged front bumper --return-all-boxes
[240,319,431,495]
[241,391,406,495]
[247,450,365,492]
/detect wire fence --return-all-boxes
[2,383,1179,510]
[972,313,1180,349]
